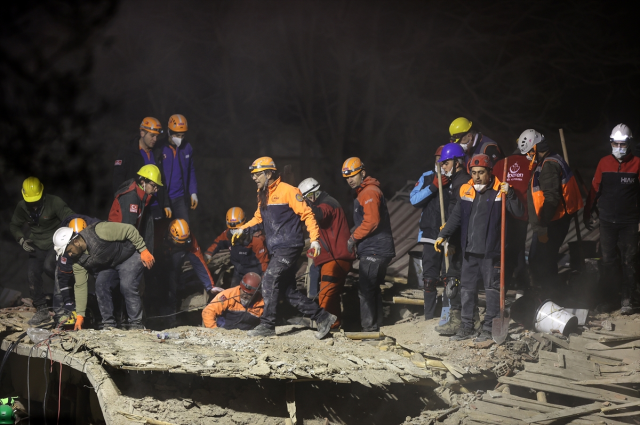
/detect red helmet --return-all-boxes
[467,154,492,173]
[240,272,261,295]
[435,145,445,157]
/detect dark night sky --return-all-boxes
[1,0,639,244]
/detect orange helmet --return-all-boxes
[226,207,246,228]
[68,218,87,233]
[140,117,163,134]
[341,157,364,178]
[249,157,277,174]
[168,114,188,132]
[240,272,261,295]
[168,219,190,243]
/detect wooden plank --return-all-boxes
[541,333,570,349]
[598,335,640,344]
[555,348,626,366]
[465,410,523,424]
[527,361,595,382]
[574,375,640,386]
[523,402,603,423]
[470,400,537,420]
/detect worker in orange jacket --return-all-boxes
[202,272,264,330]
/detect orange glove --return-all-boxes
[74,315,84,331]
[164,207,172,218]
[140,249,155,269]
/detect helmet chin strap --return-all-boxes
[528,145,538,170]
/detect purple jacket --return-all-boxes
[158,142,197,199]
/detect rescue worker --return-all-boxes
[410,146,449,319]
[449,117,504,164]
[0,404,14,424]
[202,272,264,330]
[493,152,531,291]
[584,124,639,314]
[435,154,523,341]
[204,207,269,287]
[342,157,396,332]
[235,157,336,339]
[298,177,355,329]
[112,117,170,219]
[10,177,74,326]
[518,129,583,295]
[157,114,198,223]
[432,144,481,336]
[52,222,155,330]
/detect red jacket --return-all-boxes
[308,192,356,266]
[108,179,155,251]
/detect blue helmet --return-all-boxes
[439,143,465,163]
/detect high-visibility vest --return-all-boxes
[531,153,583,221]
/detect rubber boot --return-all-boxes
[434,309,461,336]
[473,308,482,332]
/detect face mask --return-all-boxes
[473,184,486,192]
[171,136,182,147]
[444,168,453,177]
[460,142,470,152]
[613,147,627,159]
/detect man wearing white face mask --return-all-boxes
[584,124,639,314]
[158,114,199,224]
[449,117,505,165]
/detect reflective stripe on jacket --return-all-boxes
[531,153,583,222]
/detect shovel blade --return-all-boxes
[492,316,509,345]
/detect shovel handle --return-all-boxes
[500,159,507,315]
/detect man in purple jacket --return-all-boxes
[158,114,198,224]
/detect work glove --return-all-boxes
[309,241,321,258]
[433,175,450,189]
[140,249,155,269]
[537,232,549,244]
[209,287,223,295]
[191,193,198,210]
[440,223,446,231]
[434,237,445,252]
[164,207,172,218]
[230,229,246,246]
[347,235,356,254]
[204,253,213,264]
[59,311,78,326]
[500,182,510,194]
[19,238,36,253]
[74,315,84,330]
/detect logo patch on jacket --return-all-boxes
[218,294,227,301]
[61,257,67,264]
[621,177,636,184]
[296,194,304,202]
[185,154,190,158]
[114,160,122,166]
[130,204,138,213]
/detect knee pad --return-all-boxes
[443,275,460,299]
[423,278,438,292]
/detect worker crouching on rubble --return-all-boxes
[435,154,523,342]
[233,157,337,339]
[204,207,269,287]
[52,222,155,330]
[202,272,264,329]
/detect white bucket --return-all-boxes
[534,300,579,336]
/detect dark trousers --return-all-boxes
[421,243,442,319]
[530,215,570,292]
[445,241,463,312]
[95,252,144,327]
[358,256,392,332]
[52,267,75,317]
[260,247,327,329]
[170,196,190,225]
[505,215,528,289]
[600,220,638,301]
[27,247,56,307]
[461,253,500,332]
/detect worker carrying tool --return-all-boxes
[449,117,504,164]
[156,114,198,223]
[10,177,74,327]
[202,272,264,330]
[298,177,355,330]
[204,207,269,287]
[584,124,639,314]
[518,129,583,296]
[435,154,523,342]
[52,222,155,330]
[112,117,170,219]
[432,143,482,336]
[342,157,396,332]
[410,146,449,320]
[234,157,337,339]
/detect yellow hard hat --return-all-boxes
[226,207,246,228]
[22,177,44,202]
[341,157,364,178]
[169,219,190,243]
[137,165,163,186]
[68,218,87,233]
[449,117,473,142]
[249,157,277,174]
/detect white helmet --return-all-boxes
[610,123,632,142]
[517,129,544,154]
[298,177,321,197]
[53,227,75,260]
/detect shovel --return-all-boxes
[492,159,509,344]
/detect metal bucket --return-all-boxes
[534,300,578,336]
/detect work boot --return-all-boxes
[473,309,482,333]
[450,327,476,341]
[315,313,338,340]
[247,323,276,337]
[28,306,52,327]
[474,330,492,343]
[621,298,633,315]
[434,309,461,336]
